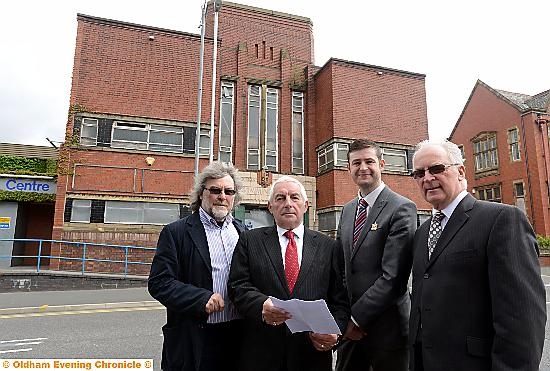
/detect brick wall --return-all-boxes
[450,81,550,235]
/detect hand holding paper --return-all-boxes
[269,296,341,335]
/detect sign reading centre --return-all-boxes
[0,176,56,194]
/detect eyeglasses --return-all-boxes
[410,163,460,180]
[204,187,237,196]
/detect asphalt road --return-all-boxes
[0,308,165,369]
[1,273,550,370]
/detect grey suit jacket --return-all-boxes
[337,186,417,349]
[409,194,546,371]
[228,225,350,371]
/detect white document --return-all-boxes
[269,296,341,335]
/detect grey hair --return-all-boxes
[268,175,308,202]
[413,139,464,166]
[190,161,243,212]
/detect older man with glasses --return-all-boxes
[148,161,246,371]
[408,139,546,371]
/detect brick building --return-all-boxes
[450,80,550,236]
[0,143,57,268]
[52,2,429,271]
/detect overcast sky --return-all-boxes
[1,0,549,146]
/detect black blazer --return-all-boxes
[228,226,350,371]
[337,186,416,350]
[409,194,546,371]
[148,212,246,371]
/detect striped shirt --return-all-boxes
[199,207,240,323]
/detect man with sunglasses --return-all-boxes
[148,161,246,371]
[335,139,417,371]
[409,139,545,371]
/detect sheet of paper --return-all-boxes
[269,296,341,335]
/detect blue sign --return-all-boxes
[0,177,56,194]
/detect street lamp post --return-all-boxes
[209,0,222,164]
[194,1,208,178]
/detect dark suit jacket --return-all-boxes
[409,194,546,371]
[148,212,246,371]
[227,226,350,371]
[337,186,416,350]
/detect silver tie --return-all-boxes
[428,211,445,259]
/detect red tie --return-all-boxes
[353,199,368,248]
[284,230,299,293]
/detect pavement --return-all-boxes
[2,266,549,316]
[0,286,161,315]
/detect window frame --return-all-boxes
[265,87,279,172]
[472,133,499,175]
[111,121,185,154]
[218,81,235,163]
[104,200,180,225]
[476,184,502,203]
[80,118,98,147]
[317,142,349,173]
[381,147,408,172]
[70,199,92,223]
[247,85,261,170]
[507,127,520,162]
[291,91,305,174]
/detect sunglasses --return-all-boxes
[410,163,460,180]
[204,186,237,196]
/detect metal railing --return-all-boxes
[0,238,156,277]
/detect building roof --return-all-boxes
[450,80,550,138]
[495,87,550,112]
[315,57,426,79]
[0,142,58,160]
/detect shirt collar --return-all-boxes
[434,190,468,219]
[277,223,304,240]
[199,207,234,228]
[357,182,385,207]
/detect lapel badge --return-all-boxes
[371,222,378,231]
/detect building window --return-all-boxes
[218,81,234,163]
[317,142,349,173]
[111,122,184,153]
[473,134,498,173]
[508,128,520,161]
[80,118,98,146]
[458,145,466,162]
[476,184,501,202]
[292,92,304,174]
[318,210,342,234]
[104,201,179,225]
[381,148,407,172]
[248,86,261,170]
[514,181,526,213]
[70,199,91,223]
[247,85,279,171]
[265,88,278,171]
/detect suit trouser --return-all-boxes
[200,320,243,371]
[335,339,408,371]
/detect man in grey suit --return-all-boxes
[228,175,349,371]
[409,139,546,370]
[148,161,246,371]
[336,139,417,371]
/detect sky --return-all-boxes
[1,0,549,146]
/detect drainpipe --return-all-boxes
[535,113,550,234]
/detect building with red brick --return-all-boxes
[450,80,550,236]
[51,2,429,271]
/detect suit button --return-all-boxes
[423,273,429,279]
